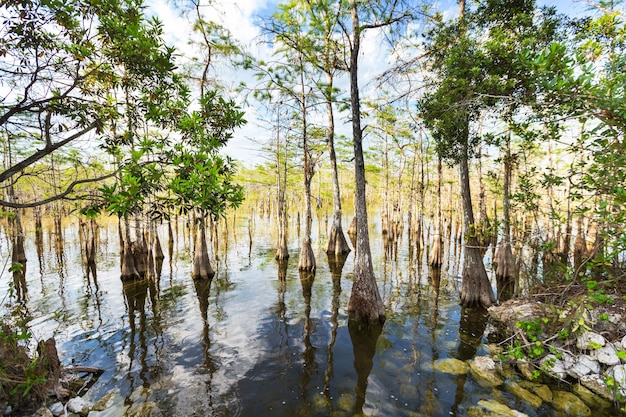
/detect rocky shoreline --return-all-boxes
[480,298,626,416]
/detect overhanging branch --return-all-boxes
[0,173,115,209]
[0,122,98,184]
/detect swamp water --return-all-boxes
[0,212,613,416]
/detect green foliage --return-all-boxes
[0,322,47,410]
[8,262,24,274]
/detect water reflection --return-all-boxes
[2,211,622,417]
[193,278,214,371]
[348,321,382,415]
[299,270,317,415]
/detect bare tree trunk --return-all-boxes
[10,210,27,300]
[429,156,444,267]
[459,139,496,308]
[298,53,316,272]
[275,106,289,261]
[573,216,587,280]
[324,73,351,256]
[192,216,215,280]
[495,131,515,301]
[347,0,385,324]
[120,215,140,281]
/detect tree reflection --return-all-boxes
[324,253,347,410]
[193,278,215,372]
[348,321,382,415]
[122,279,150,390]
[299,270,316,413]
[451,306,489,415]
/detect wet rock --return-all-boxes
[67,397,90,416]
[125,401,161,417]
[92,388,121,411]
[580,374,613,400]
[311,392,329,414]
[48,402,65,416]
[572,383,613,409]
[551,390,591,417]
[337,393,354,411]
[576,331,606,350]
[506,381,542,409]
[433,358,469,375]
[611,364,626,397]
[470,356,504,387]
[486,343,504,356]
[539,354,566,379]
[517,380,553,403]
[532,384,553,403]
[467,399,529,417]
[516,361,538,381]
[567,354,601,378]
[592,342,620,366]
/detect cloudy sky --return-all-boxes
[145,0,603,167]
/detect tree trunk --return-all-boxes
[10,211,27,300]
[347,0,385,324]
[298,55,316,272]
[429,156,444,267]
[495,131,515,302]
[192,217,215,280]
[324,72,351,256]
[573,217,587,280]
[275,105,289,261]
[120,215,140,281]
[459,139,496,308]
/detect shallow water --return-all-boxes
[0,211,614,416]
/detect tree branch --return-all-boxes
[0,173,115,209]
[0,122,98,183]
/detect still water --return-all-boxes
[0,210,603,416]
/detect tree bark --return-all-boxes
[459,139,496,308]
[324,70,351,257]
[346,0,385,324]
[120,216,140,281]
[192,217,215,280]
[495,131,515,302]
[429,156,444,267]
[298,53,316,272]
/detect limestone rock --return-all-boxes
[488,301,546,335]
[470,356,504,387]
[576,331,606,350]
[611,364,626,397]
[567,354,601,378]
[572,383,613,409]
[433,358,469,375]
[48,402,65,416]
[506,381,542,409]
[539,354,566,379]
[517,380,553,403]
[592,342,620,366]
[467,399,529,417]
[621,335,626,351]
[67,397,90,416]
[516,361,538,381]
[580,374,613,400]
[31,407,53,417]
[551,391,591,417]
